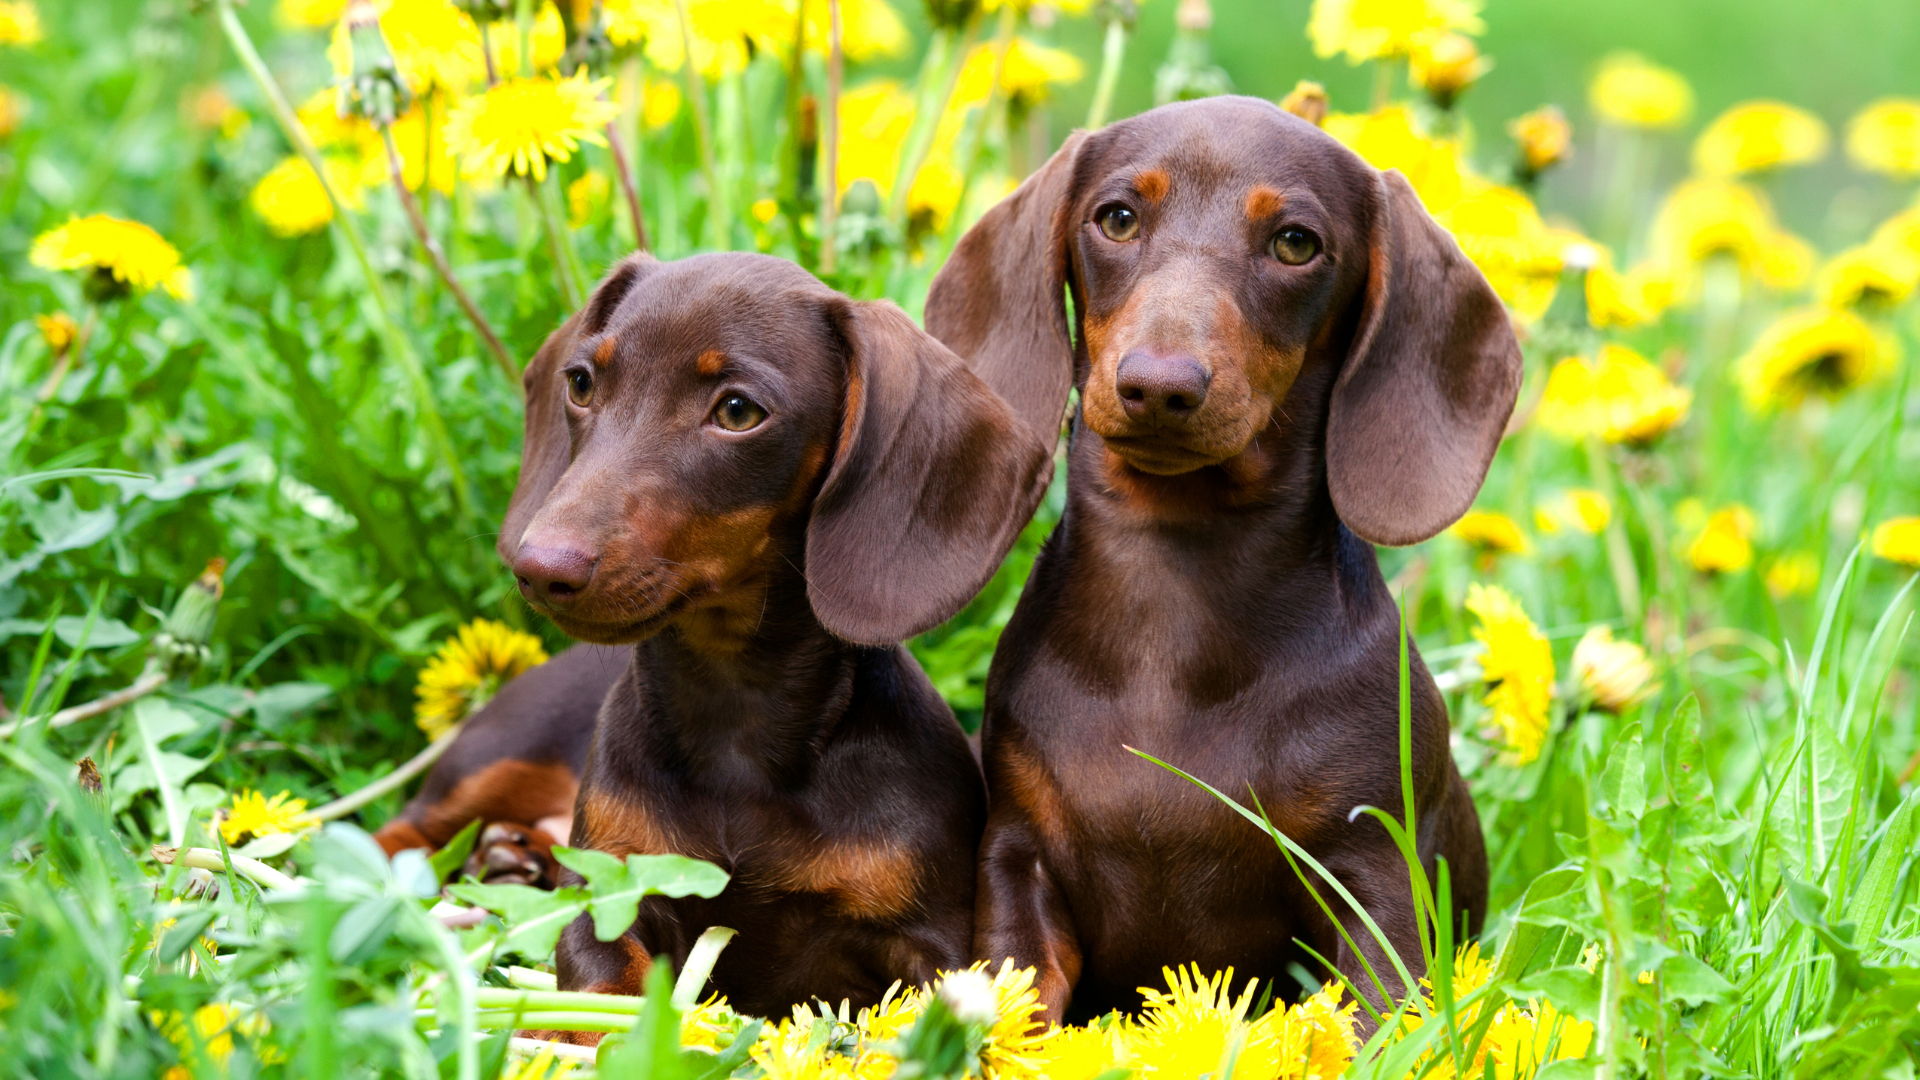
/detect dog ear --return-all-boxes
[499,256,654,564]
[806,299,1054,645]
[1326,171,1522,547]
[925,131,1086,450]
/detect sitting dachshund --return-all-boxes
[457,252,1049,1022]
[923,96,1515,1022]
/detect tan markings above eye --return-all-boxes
[696,349,726,377]
[1135,169,1170,203]
[1245,185,1284,220]
[593,337,618,366]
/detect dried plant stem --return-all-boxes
[0,661,167,739]
[382,128,518,381]
[214,0,472,514]
[605,122,650,250]
[152,845,298,891]
[821,0,843,273]
[308,719,467,822]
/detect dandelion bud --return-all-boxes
[1280,80,1328,127]
[339,0,412,128]
[1510,105,1572,182]
[924,0,983,32]
[35,312,77,356]
[76,757,103,794]
[1870,516,1920,568]
[1410,33,1488,111]
[1571,627,1655,712]
[154,557,226,675]
[453,0,514,24]
[936,969,996,1025]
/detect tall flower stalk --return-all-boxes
[890,7,976,233]
[820,0,844,273]
[212,0,472,515]
[672,0,725,246]
[1085,0,1136,129]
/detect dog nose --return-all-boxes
[1116,350,1210,425]
[513,544,597,606]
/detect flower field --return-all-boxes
[5,0,1920,1077]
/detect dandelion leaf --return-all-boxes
[1767,712,1857,876]
[446,881,590,961]
[552,847,729,942]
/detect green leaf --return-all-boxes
[1843,795,1917,949]
[1510,965,1601,1020]
[158,907,217,963]
[446,881,591,962]
[330,896,401,964]
[1598,722,1645,822]
[430,818,483,885]
[1514,866,1593,933]
[1658,953,1734,1005]
[598,959,696,1080]
[552,848,730,942]
[1768,714,1857,876]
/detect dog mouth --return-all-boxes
[1095,433,1236,475]
[528,578,706,644]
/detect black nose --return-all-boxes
[512,544,597,607]
[1116,350,1210,425]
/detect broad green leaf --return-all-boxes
[1844,796,1917,949]
[158,907,217,963]
[430,819,483,885]
[447,881,591,961]
[1598,722,1645,822]
[249,682,335,732]
[1514,866,1594,934]
[1767,713,1856,877]
[1658,953,1734,1005]
[552,848,730,942]
[1510,965,1601,1019]
[330,896,401,963]
[598,958,696,1080]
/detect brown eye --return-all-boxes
[1270,226,1320,265]
[1096,204,1140,242]
[566,369,594,407]
[713,394,767,432]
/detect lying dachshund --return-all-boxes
[388,251,1052,1020]
[924,96,1513,1022]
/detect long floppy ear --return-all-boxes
[924,131,1085,448]
[806,300,1054,645]
[1326,171,1522,547]
[498,256,655,564]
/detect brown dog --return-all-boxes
[487,252,1051,1020]
[924,96,1515,1022]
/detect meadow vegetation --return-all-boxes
[4,0,1920,1077]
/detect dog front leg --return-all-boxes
[974,819,1080,1025]
[545,914,653,1046]
[1324,848,1426,1023]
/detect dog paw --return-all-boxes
[462,821,559,887]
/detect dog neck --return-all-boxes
[623,557,865,789]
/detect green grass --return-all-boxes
[4,0,1920,1076]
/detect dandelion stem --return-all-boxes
[820,0,843,273]
[892,23,972,234]
[535,175,588,306]
[1586,436,1644,625]
[152,845,298,891]
[1086,16,1129,129]
[944,5,1016,248]
[309,719,467,823]
[1370,57,1394,110]
[212,0,472,516]
[672,0,725,247]
[381,128,518,382]
[480,21,500,86]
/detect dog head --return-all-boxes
[500,252,1051,651]
[926,95,1521,544]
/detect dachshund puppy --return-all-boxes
[491,252,1051,1022]
[925,96,1516,1022]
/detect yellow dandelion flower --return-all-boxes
[1536,489,1611,536]
[856,982,922,1044]
[485,2,568,77]
[801,0,910,62]
[1307,0,1483,64]
[1534,345,1691,446]
[1508,105,1570,176]
[1588,52,1691,128]
[415,618,549,739]
[35,311,77,355]
[29,214,193,300]
[1432,184,1563,321]
[1410,33,1490,110]
[569,171,612,227]
[0,0,42,45]
[604,0,791,79]
[295,87,365,152]
[153,1003,255,1069]
[1847,98,1920,178]
[325,0,484,95]
[1571,627,1655,712]
[1686,505,1756,575]
[679,995,739,1053]
[1466,584,1554,765]
[278,0,349,28]
[1452,510,1530,557]
[445,71,618,182]
[1814,242,1920,310]
[500,1046,577,1080]
[0,85,23,138]
[1261,982,1358,1080]
[1649,177,1812,287]
[356,102,460,195]
[1872,207,1920,261]
[1735,307,1895,411]
[1325,105,1466,213]
[1871,516,1920,568]
[976,960,1052,1080]
[954,37,1085,113]
[1693,100,1829,177]
[642,78,682,130]
[219,789,318,847]
[1766,552,1820,598]
[250,156,364,237]
[1025,1021,1131,1080]
[1127,965,1276,1079]
[1584,253,1666,328]
[1281,80,1330,127]
[752,1002,896,1080]
[1482,999,1593,1080]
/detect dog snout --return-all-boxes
[1116,350,1211,426]
[513,543,598,607]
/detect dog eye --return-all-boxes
[1270,227,1320,266]
[566,369,594,407]
[712,394,767,432]
[1096,204,1140,242]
